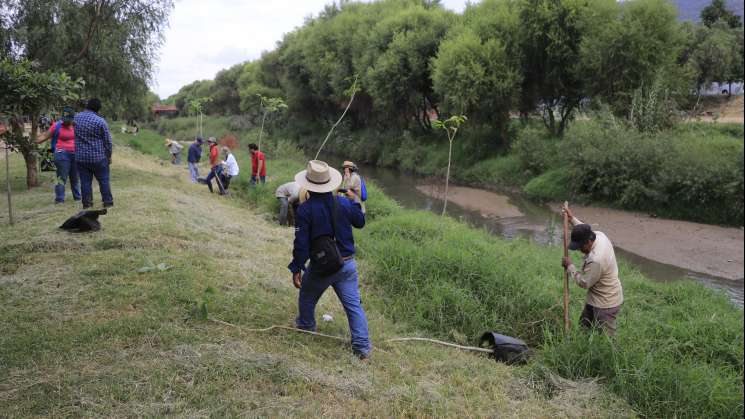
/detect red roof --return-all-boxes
[152,104,178,113]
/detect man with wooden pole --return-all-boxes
[561,203,624,336]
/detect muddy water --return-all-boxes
[348,161,744,306]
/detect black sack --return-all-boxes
[60,209,107,232]
[480,332,531,365]
[309,197,344,277]
[40,149,56,172]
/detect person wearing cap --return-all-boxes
[187,137,204,183]
[288,160,371,359]
[561,203,624,336]
[341,161,364,212]
[35,106,81,203]
[74,98,114,209]
[218,146,239,195]
[197,137,221,192]
[275,181,304,226]
[248,143,266,185]
[164,138,184,165]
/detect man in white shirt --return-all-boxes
[218,146,239,195]
[561,203,624,336]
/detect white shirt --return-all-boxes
[223,153,239,177]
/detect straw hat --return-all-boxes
[294,160,342,193]
[342,161,357,169]
[164,138,173,146]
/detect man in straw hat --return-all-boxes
[164,138,184,165]
[288,160,371,359]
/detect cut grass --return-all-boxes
[0,133,632,416]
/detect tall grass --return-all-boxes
[126,118,744,418]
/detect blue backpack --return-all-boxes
[360,176,368,202]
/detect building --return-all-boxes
[151,104,179,119]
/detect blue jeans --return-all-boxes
[296,259,371,357]
[54,151,80,203]
[77,159,113,208]
[188,162,199,183]
[251,175,266,186]
[204,166,224,193]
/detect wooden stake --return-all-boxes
[562,201,570,333]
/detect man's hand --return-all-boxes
[562,257,573,269]
[292,272,302,289]
[345,189,357,200]
[561,202,574,220]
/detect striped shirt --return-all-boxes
[74,110,112,164]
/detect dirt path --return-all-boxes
[552,204,744,281]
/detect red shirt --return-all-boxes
[49,121,75,153]
[209,144,219,167]
[252,150,266,176]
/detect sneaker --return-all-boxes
[103,202,114,208]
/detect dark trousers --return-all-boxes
[76,159,113,209]
[580,304,621,336]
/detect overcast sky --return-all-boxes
[152,0,469,99]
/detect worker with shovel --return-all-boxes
[561,203,624,336]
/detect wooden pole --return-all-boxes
[562,201,570,333]
[5,143,13,225]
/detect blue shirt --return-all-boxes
[288,193,365,274]
[73,110,112,164]
[187,142,202,163]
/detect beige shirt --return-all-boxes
[567,217,624,308]
[342,172,365,212]
[275,181,300,202]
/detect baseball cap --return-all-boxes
[62,106,75,123]
[568,224,595,251]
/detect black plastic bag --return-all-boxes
[480,332,531,365]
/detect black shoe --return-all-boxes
[103,202,114,208]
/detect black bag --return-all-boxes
[59,209,108,232]
[40,148,56,172]
[310,197,344,277]
[480,332,531,365]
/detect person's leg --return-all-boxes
[579,304,595,331]
[92,159,113,207]
[250,175,257,186]
[594,305,621,336]
[331,260,371,357]
[260,176,266,185]
[188,162,199,183]
[54,152,70,203]
[222,175,231,191]
[296,271,331,331]
[204,168,216,193]
[69,153,81,201]
[278,197,289,225]
[77,161,94,208]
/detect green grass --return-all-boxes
[125,119,742,418]
[0,127,634,417]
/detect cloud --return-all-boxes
[151,0,468,99]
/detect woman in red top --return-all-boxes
[249,143,266,185]
[36,107,81,203]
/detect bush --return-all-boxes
[459,155,528,187]
[511,126,561,175]
[523,168,573,201]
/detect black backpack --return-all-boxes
[310,197,344,277]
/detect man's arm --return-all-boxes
[288,206,311,274]
[35,130,52,144]
[102,121,113,160]
[567,260,602,289]
[562,203,583,226]
[257,157,264,176]
[342,196,365,229]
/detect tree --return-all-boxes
[255,95,287,151]
[689,22,742,92]
[4,0,173,116]
[187,98,211,138]
[0,59,83,188]
[701,0,742,29]
[432,115,467,216]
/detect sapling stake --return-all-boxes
[255,95,287,151]
[432,115,467,216]
[315,75,360,160]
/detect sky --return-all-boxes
[151,0,468,99]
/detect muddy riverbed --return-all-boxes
[343,159,743,305]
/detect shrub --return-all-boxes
[523,168,573,201]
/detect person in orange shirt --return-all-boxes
[249,143,266,186]
[198,137,222,193]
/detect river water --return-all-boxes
[347,160,744,307]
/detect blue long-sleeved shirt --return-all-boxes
[73,110,112,164]
[187,142,202,163]
[288,193,365,274]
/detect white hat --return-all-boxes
[294,160,342,193]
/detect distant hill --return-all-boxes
[670,0,745,22]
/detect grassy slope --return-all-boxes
[0,132,631,416]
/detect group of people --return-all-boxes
[35,98,114,209]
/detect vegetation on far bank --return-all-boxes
[120,123,743,418]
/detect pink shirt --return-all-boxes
[49,122,75,153]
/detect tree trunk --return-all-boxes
[23,151,38,189]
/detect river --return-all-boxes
[346,160,744,307]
